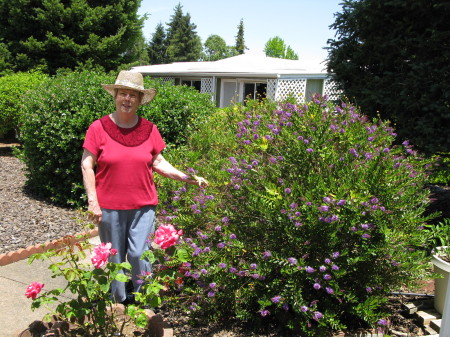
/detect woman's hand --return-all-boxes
[192,175,208,187]
[87,202,102,224]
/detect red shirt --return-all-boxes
[83,115,166,210]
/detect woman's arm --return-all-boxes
[152,153,208,187]
[81,149,102,224]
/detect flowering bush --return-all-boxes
[26,234,149,336]
[156,97,435,335]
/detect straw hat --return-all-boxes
[102,71,157,105]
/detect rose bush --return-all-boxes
[155,96,436,335]
[153,224,183,249]
[26,234,149,336]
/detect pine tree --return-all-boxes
[0,0,146,73]
[235,19,246,54]
[165,5,202,62]
[327,0,450,153]
[148,23,168,64]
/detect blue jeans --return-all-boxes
[98,206,156,302]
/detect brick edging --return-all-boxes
[0,228,99,267]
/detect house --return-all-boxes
[131,51,341,108]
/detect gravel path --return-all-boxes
[0,145,87,255]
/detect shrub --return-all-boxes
[154,96,435,335]
[429,152,450,185]
[0,71,47,137]
[141,78,217,148]
[18,70,114,206]
[18,70,217,207]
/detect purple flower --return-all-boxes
[331,252,340,259]
[229,233,237,240]
[250,263,257,270]
[271,296,281,304]
[332,264,339,271]
[200,269,207,274]
[337,199,346,206]
[229,267,237,273]
[260,309,270,317]
[323,197,332,203]
[306,148,314,153]
[288,257,297,265]
[313,283,321,290]
[222,217,229,223]
[324,274,332,280]
[313,311,323,321]
[218,263,227,269]
[209,282,217,289]
[301,306,308,312]
[324,258,331,264]
[282,303,289,311]
[215,225,222,231]
[284,188,292,194]
[319,266,326,272]
[217,242,226,249]
[263,251,272,259]
[366,287,373,293]
[208,291,216,297]
[318,205,330,212]
[362,233,371,238]
[326,287,334,294]
[377,319,388,326]
[305,266,315,273]
[349,148,359,157]
[383,148,390,153]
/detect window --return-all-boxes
[244,82,267,103]
[181,80,201,91]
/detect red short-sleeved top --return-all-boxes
[83,115,166,210]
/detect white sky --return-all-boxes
[138,0,343,63]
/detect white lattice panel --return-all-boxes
[266,79,277,100]
[275,79,307,103]
[201,77,214,94]
[323,79,342,101]
[160,77,175,84]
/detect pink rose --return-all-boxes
[25,282,44,300]
[154,224,182,249]
[91,242,114,269]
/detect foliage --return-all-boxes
[326,0,450,154]
[235,19,246,54]
[154,96,435,335]
[27,233,149,336]
[429,152,450,185]
[17,70,114,207]
[0,71,47,137]
[201,34,238,61]
[0,0,146,74]
[165,4,202,62]
[264,36,299,60]
[147,23,168,65]
[140,77,217,148]
[17,70,216,207]
[0,38,12,76]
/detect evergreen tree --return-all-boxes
[264,36,299,60]
[148,23,168,64]
[327,0,450,154]
[235,19,246,54]
[0,0,146,74]
[166,5,202,62]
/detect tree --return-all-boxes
[326,0,450,154]
[264,36,299,60]
[202,34,237,61]
[0,0,146,74]
[235,19,246,54]
[165,4,202,62]
[147,23,168,64]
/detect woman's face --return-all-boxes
[115,88,142,115]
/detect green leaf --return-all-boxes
[115,273,128,282]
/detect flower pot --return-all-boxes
[431,246,450,314]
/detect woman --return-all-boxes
[81,70,207,304]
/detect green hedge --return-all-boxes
[0,71,47,137]
[18,70,216,207]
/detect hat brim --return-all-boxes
[102,84,157,105]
